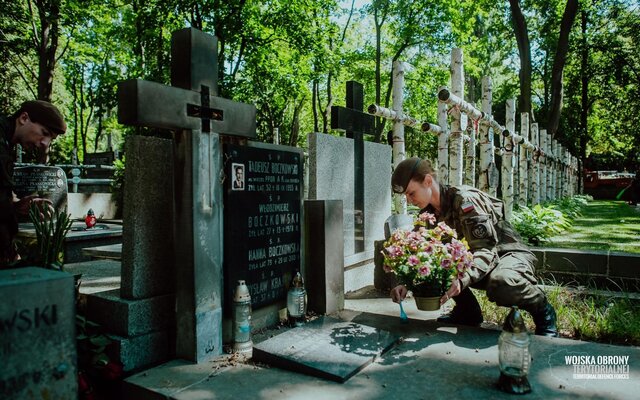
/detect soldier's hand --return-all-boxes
[14,195,53,216]
[440,279,462,305]
[390,285,408,303]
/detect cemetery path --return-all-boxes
[123,298,640,399]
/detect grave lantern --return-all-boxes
[233,280,253,356]
[287,272,307,326]
[498,306,532,394]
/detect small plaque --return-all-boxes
[253,316,399,382]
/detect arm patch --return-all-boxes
[461,201,475,213]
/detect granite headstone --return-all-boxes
[0,267,77,399]
[223,143,303,312]
[253,316,398,383]
[13,165,68,212]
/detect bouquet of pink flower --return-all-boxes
[381,212,474,295]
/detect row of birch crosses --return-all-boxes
[369,48,579,220]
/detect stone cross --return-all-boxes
[330,81,376,253]
[118,28,256,363]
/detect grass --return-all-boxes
[542,200,640,254]
[474,283,640,347]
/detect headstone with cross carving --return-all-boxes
[330,81,377,254]
[118,28,256,363]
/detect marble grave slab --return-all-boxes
[253,316,399,382]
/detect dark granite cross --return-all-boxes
[117,28,256,363]
[330,81,376,253]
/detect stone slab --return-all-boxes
[64,259,121,295]
[123,299,640,400]
[109,330,171,373]
[82,243,122,260]
[542,248,608,275]
[0,267,77,399]
[252,316,399,382]
[122,135,175,300]
[17,222,123,263]
[85,289,174,337]
[304,200,344,314]
[608,252,640,278]
[308,133,355,257]
[363,140,391,253]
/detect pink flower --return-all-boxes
[408,255,420,266]
[419,266,431,276]
[383,264,392,273]
[418,212,437,225]
[385,245,403,257]
[441,258,452,269]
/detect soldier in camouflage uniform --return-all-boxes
[1,100,66,267]
[390,157,558,337]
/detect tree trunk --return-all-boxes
[508,0,533,120]
[312,80,319,133]
[579,8,589,193]
[548,0,580,138]
[34,0,60,101]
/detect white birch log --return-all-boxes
[551,139,562,200]
[368,104,419,127]
[539,129,548,203]
[530,123,540,205]
[392,60,407,214]
[547,132,554,201]
[421,121,443,134]
[464,123,476,187]
[556,143,566,199]
[478,76,494,195]
[563,149,570,197]
[437,97,449,184]
[502,98,516,219]
[548,137,555,201]
[448,49,465,186]
[518,112,529,207]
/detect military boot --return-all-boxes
[531,301,558,337]
[437,288,483,326]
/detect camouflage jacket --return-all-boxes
[0,115,18,263]
[422,184,532,290]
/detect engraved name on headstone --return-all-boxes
[13,165,68,211]
[223,143,303,311]
[0,268,76,398]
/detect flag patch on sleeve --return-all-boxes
[461,201,475,213]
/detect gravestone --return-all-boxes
[0,267,76,399]
[84,151,115,179]
[13,165,68,212]
[308,130,391,291]
[223,143,303,313]
[118,27,256,363]
[330,81,377,253]
[253,316,398,383]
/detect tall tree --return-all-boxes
[508,0,533,119]
[547,0,579,138]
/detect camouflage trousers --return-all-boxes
[471,251,547,314]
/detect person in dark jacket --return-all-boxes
[390,157,558,337]
[1,100,66,267]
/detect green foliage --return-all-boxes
[547,194,592,220]
[111,157,125,219]
[475,284,640,346]
[28,203,73,270]
[1,0,637,167]
[511,203,571,245]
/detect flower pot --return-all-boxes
[414,296,441,311]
